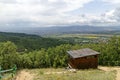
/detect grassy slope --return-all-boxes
[28,68,116,80]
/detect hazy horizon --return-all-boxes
[0,0,120,32]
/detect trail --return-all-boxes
[15,70,34,80]
[99,66,120,80]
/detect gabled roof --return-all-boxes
[67,48,100,58]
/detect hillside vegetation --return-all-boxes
[0,32,68,52]
[0,32,120,69]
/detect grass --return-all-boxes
[28,68,116,80]
[1,73,15,80]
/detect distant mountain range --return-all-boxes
[0,25,120,35]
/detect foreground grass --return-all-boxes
[1,73,15,80]
[28,68,116,80]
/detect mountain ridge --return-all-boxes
[0,25,120,35]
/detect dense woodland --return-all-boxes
[0,32,120,69]
[0,32,69,52]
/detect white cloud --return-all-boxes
[0,0,94,26]
[89,8,120,26]
[0,0,16,3]
[68,8,120,26]
[102,0,120,4]
[113,8,120,21]
[101,8,120,23]
[0,0,120,27]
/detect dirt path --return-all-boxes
[15,67,120,80]
[116,69,120,80]
[99,66,120,80]
[15,70,34,80]
[45,69,76,74]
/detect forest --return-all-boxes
[0,32,69,52]
[0,32,120,69]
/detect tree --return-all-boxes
[0,41,19,69]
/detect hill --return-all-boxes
[0,32,68,52]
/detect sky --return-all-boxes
[0,0,120,28]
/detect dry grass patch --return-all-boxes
[29,68,116,80]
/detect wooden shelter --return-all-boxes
[67,48,100,69]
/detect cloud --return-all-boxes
[0,0,93,14]
[101,8,120,23]
[113,8,120,21]
[89,8,120,26]
[102,0,120,4]
[0,0,16,3]
[69,8,120,26]
[0,0,120,27]
[0,0,94,26]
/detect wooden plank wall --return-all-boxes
[69,55,98,69]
